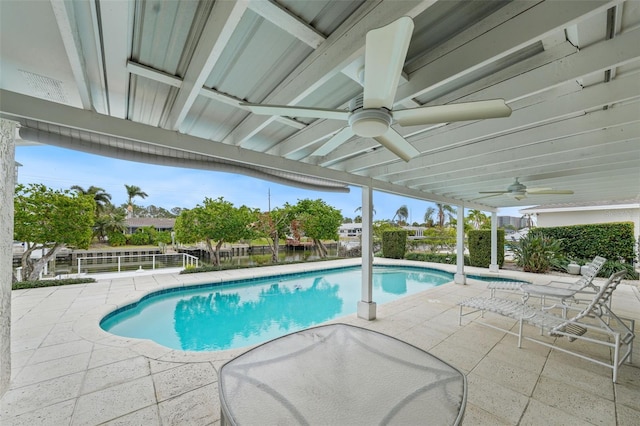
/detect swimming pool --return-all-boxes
[100,265,454,351]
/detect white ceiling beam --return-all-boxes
[50,0,93,110]
[395,0,621,104]
[339,29,640,173]
[222,0,438,147]
[443,158,640,202]
[374,81,640,181]
[247,0,325,49]
[96,0,133,119]
[0,89,492,210]
[399,123,640,187]
[127,60,182,88]
[164,1,248,131]
[415,139,639,192]
[126,59,305,130]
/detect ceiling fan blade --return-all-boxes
[363,17,413,110]
[527,189,574,195]
[311,127,355,157]
[394,99,512,127]
[241,103,350,121]
[478,190,509,194]
[374,128,420,162]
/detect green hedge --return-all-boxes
[533,222,635,263]
[405,252,470,265]
[382,230,408,259]
[13,277,96,290]
[468,229,504,268]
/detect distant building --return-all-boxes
[497,215,528,229]
[520,200,640,241]
[338,223,362,237]
[124,218,175,234]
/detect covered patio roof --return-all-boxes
[1,0,639,210]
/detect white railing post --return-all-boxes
[77,258,81,274]
[183,254,185,268]
[117,256,121,272]
[152,255,156,270]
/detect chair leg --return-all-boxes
[518,317,523,348]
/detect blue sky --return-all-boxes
[15,144,526,221]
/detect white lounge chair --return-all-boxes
[458,270,634,382]
[487,256,607,305]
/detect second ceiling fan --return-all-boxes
[241,16,512,161]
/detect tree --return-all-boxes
[94,204,126,242]
[252,205,294,263]
[70,185,112,215]
[174,197,257,265]
[423,206,436,227]
[14,184,95,281]
[467,209,490,230]
[436,203,456,228]
[124,184,148,217]
[392,204,409,225]
[292,199,342,258]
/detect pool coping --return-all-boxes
[73,258,541,364]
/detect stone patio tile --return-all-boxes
[87,344,139,369]
[429,338,488,374]
[102,405,160,425]
[486,338,549,375]
[472,355,540,396]
[614,381,640,411]
[28,339,94,364]
[2,398,75,426]
[0,371,84,418]
[81,355,150,394]
[520,398,596,426]
[149,359,183,374]
[532,375,616,425]
[541,350,614,400]
[157,383,219,426]
[465,372,529,424]
[461,402,511,425]
[71,376,156,425]
[616,404,640,426]
[40,330,83,347]
[615,363,640,387]
[152,362,217,402]
[12,352,90,388]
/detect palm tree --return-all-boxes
[423,206,436,227]
[125,184,148,217]
[354,205,376,215]
[436,203,456,228]
[467,209,488,230]
[70,185,112,215]
[391,204,408,224]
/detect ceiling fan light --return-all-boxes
[349,109,392,137]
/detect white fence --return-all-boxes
[77,253,198,274]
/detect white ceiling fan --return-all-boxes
[478,178,574,201]
[240,17,512,162]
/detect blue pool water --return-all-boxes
[100,265,454,351]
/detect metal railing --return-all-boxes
[77,253,198,274]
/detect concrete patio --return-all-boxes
[1,259,638,425]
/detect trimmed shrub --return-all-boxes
[106,231,127,246]
[129,226,156,245]
[382,230,408,259]
[468,229,504,268]
[13,277,96,290]
[534,222,635,263]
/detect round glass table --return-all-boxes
[219,323,467,425]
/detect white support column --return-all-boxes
[490,212,499,272]
[454,205,466,285]
[358,185,376,320]
[0,119,16,397]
